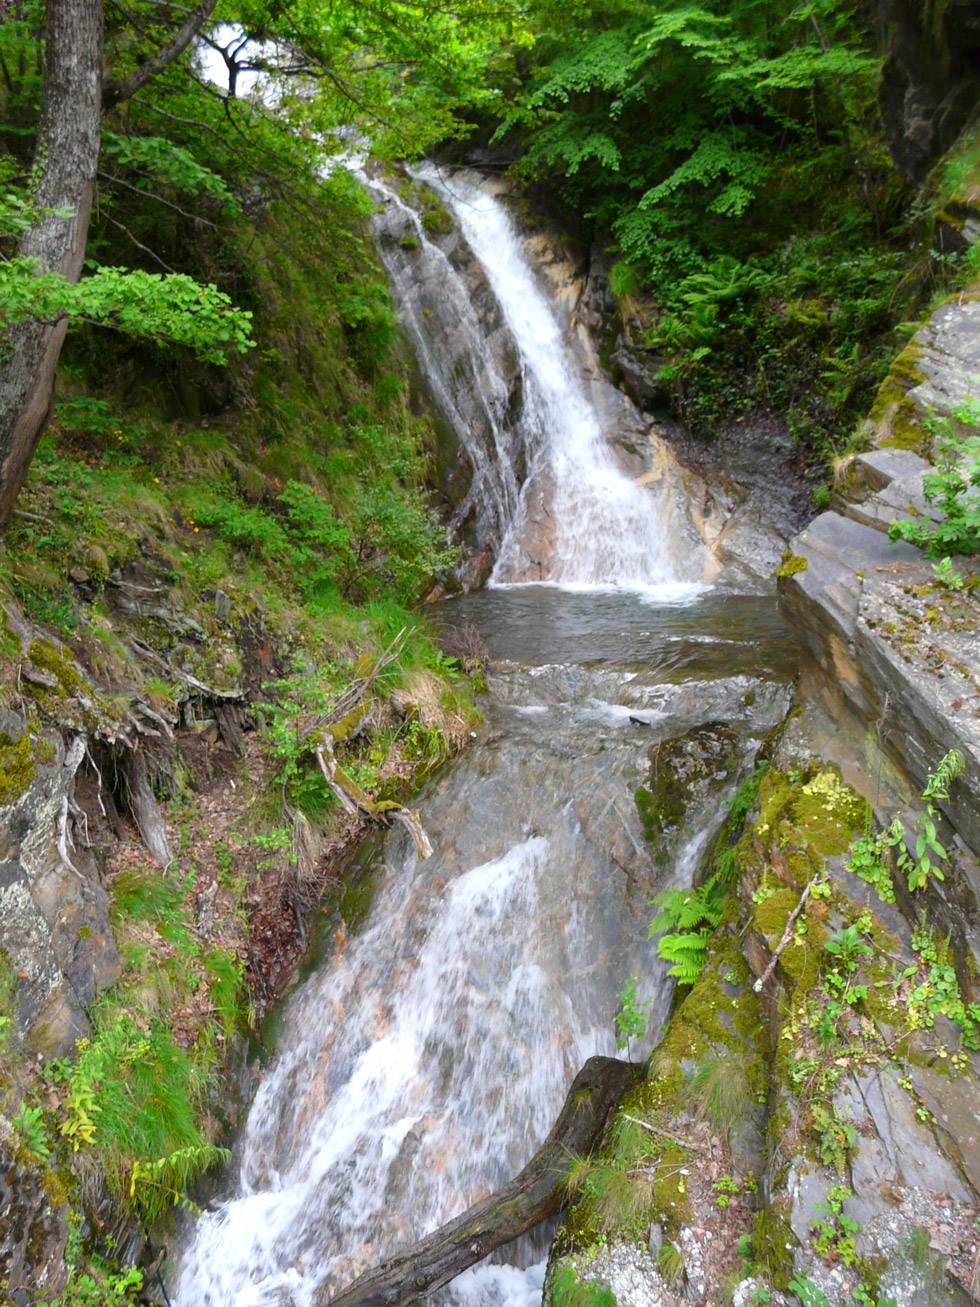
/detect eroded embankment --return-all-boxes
[0,169,484,1303]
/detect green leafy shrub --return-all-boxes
[12,1101,51,1162]
[102,132,239,213]
[49,1013,225,1223]
[889,401,980,557]
[0,262,253,364]
[613,976,648,1055]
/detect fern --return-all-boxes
[649,877,722,983]
[649,878,720,934]
[657,929,713,983]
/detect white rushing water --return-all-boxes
[174,745,697,1307]
[173,167,737,1307]
[413,165,698,598]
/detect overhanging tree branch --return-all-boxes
[103,0,218,107]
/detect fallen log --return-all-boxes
[321,1055,637,1307]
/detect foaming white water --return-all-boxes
[175,805,667,1307]
[414,165,696,591]
[448,1259,548,1307]
[491,579,703,603]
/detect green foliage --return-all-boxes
[38,1264,142,1307]
[12,1100,51,1162]
[613,975,648,1054]
[908,923,979,1050]
[846,750,965,896]
[48,1012,226,1223]
[931,556,965,590]
[564,1113,666,1239]
[898,749,964,892]
[811,1184,860,1266]
[889,400,980,557]
[823,925,871,973]
[482,0,940,456]
[790,1279,832,1307]
[686,1053,752,1131]
[550,1264,616,1307]
[0,261,253,364]
[649,878,723,984]
[810,1102,857,1174]
[648,761,765,983]
[656,1240,685,1284]
[846,829,896,903]
[791,1275,897,1307]
[36,1217,143,1307]
[102,133,240,213]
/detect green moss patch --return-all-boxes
[776,551,808,578]
[0,731,36,805]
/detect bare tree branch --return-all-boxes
[98,170,219,226]
[102,212,177,271]
[103,0,218,107]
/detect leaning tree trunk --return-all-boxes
[0,0,103,530]
[321,1055,637,1307]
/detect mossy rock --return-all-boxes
[755,765,867,863]
[636,722,740,852]
[421,204,453,238]
[752,1204,797,1290]
[647,930,768,1116]
[865,339,928,452]
[751,886,799,939]
[26,640,86,697]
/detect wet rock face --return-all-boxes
[861,297,980,454]
[0,732,119,1055]
[740,757,979,1306]
[659,417,814,589]
[636,722,740,862]
[369,175,527,587]
[0,1128,68,1304]
[878,0,980,182]
[779,510,980,881]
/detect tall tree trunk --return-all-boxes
[0,0,103,530]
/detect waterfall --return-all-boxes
[412,166,700,596]
[171,165,788,1307]
[372,164,704,598]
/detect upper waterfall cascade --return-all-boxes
[412,166,699,596]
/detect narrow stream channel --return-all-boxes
[173,172,796,1307]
